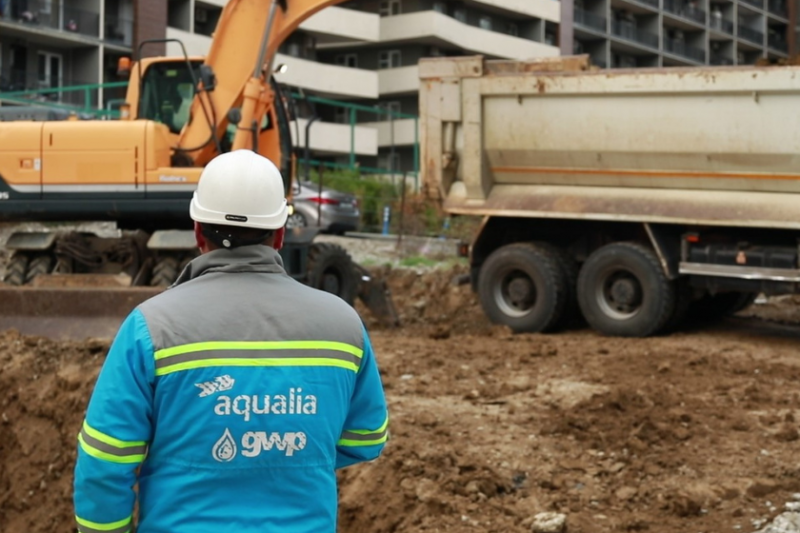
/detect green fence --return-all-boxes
[0,81,420,179]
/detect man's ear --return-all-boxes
[272,227,285,251]
[194,221,208,253]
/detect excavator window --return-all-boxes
[139,60,203,134]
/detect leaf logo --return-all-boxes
[212,428,237,462]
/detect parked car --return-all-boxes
[287,181,360,234]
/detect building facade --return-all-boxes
[0,0,559,173]
[0,0,173,108]
[559,0,795,68]
[161,0,561,174]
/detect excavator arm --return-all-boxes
[177,0,348,167]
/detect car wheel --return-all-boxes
[286,212,308,229]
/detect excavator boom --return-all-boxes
[0,0,400,340]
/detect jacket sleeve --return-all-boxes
[73,309,155,533]
[335,324,389,469]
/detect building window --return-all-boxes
[38,52,63,89]
[454,7,466,22]
[378,101,402,117]
[433,1,447,13]
[479,15,492,30]
[507,23,519,36]
[378,152,402,173]
[378,50,402,69]
[286,43,302,57]
[335,54,358,68]
[379,0,401,17]
[334,107,348,124]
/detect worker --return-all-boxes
[72,149,389,533]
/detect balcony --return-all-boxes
[740,0,765,9]
[663,0,707,25]
[468,0,561,22]
[0,0,100,39]
[709,15,734,34]
[379,66,419,96]
[710,55,734,65]
[575,9,607,33]
[104,16,133,47]
[274,53,378,99]
[767,0,788,17]
[362,118,418,147]
[291,118,378,157]
[768,33,788,52]
[611,19,659,49]
[663,37,705,62]
[629,0,660,9]
[300,6,379,43]
[0,69,101,109]
[380,11,559,60]
[738,25,764,44]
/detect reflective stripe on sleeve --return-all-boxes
[338,415,389,447]
[78,422,147,464]
[154,341,364,376]
[75,514,132,533]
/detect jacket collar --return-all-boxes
[170,245,286,288]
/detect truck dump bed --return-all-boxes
[420,56,800,230]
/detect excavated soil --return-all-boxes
[2,266,800,533]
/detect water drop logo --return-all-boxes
[212,428,237,462]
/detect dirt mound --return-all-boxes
[337,325,800,532]
[359,264,494,337]
[3,266,800,532]
[0,330,110,533]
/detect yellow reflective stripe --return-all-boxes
[75,514,132,533]
[155,357,359,377]
[155,340,363,360]
[78,433,146,464]
[78,422,147,464]
[82,422,145,449]
[338,415,389,447]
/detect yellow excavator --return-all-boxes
[0,0,398,339]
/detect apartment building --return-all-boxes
[561,0,795,68]
[0,0,172,107]
[163,0,561,174]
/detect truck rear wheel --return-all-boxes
[532,241,581,327]
[307,243,358,306]
[477,243,567,333]
[577,242,676,338]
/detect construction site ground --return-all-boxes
[2,231,800,533]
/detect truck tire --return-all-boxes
[477,243,567,333]
[25,255,53,284]
[150,257,180,287]
[577,242,676,338]
[2,254,29,286]
[532,241,581,327]
[307,243,358,306]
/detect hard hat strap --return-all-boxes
[200,224,274,250]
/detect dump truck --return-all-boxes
[0,0,398,339]
[419,55,800,338]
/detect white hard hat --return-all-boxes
[190,150,288,230]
